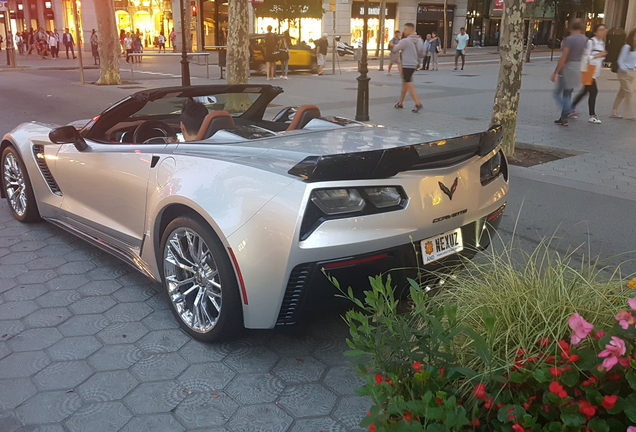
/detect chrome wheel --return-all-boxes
[3,152,28,217]
[163,227,222,333]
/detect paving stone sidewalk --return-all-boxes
[0,201,370,432]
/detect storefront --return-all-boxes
[113,0,173,46]
[416,3,455,48]
[200,0,228,47]
[254,17,322,44]
[350,2,397,50]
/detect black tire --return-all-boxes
[310,61,319,74]
[1,146,41,223]
[160,216,243,343]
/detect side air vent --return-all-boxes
[276,264,313,325]
[32,145,62,196]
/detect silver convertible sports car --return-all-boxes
[1,85,509,342]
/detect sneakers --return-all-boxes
[567,111,579,119]
[588,116,601,124]
[554,119,569,126]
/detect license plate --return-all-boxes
[421,228,464,264]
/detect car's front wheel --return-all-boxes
[2,146,40,222]
[160,217,243,342]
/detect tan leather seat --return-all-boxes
[286,105,321,131]
[195,111,236,140]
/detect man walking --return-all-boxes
[315,33,328,76]
[454,27,469,70]
[387,30,402,76]
[392,23,426,113]
[170,28,177,52]
[62,28,76,59]
[551,18,588,126]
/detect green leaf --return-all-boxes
[625,393,636,423]
[425,424,447,432]
[560,412,586,427]
[446,367,478,380]
[509,371,528,383]
[548,421,563,432]
[561,367,579,387]
[587,418,610,432]
[532,368,551,383]
[463,328,491,365]
[626,371,636,390]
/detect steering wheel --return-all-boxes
[132,120,177,144]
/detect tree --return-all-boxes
[94,0,121,85]
[524,1,537,63]
[490,0,526,156]
[256,0,323,23]
[225,0,251,112]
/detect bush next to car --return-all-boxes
[340,242,636,431]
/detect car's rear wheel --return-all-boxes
[160,217,242,342]
[2,146,40,222]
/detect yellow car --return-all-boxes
[249,34,318,74]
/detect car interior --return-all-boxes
[82,86,362,145]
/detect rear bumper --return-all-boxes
[276,204,505,325]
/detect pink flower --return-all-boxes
[569,313,594,345]
[627,427,636,432]
[629,299,636,310]
[615,310,636,330]
[599,336,627,371]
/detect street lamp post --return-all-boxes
[179,0,191,86]
[71,0,84,85]
[355,0,370,122]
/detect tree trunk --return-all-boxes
[490,0,526,156]
[226,0,251,111]
[184,0,193,52]
[443,0,448,54]
[94,0,121,85]
[524,3,536,63]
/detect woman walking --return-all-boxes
[278,30,291,80]
[428,32,441,71]
[611,28,636,120]
[263,25,277,80]
[90,29,99,65]
[572,24,607,123]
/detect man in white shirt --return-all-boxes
[454,27,469,71]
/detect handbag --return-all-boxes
[581,64,596,85]
[278,49,289,61]
[436,45,441,53]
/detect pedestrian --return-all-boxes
[392,23,426,113]
[133,33,143,63]
[0,35,3,51]
[124,32,134,63]
[387,30,402,76]
[551,19,588,126]
[90,29,99,65]
[62,28,76,59]
[263,25,277,80]
[15,32,23,55]
[25,29,37,60]
[48,31,58,58]
[422,34,432,70]
[428,32,441,71]
[53,29,60,58]
[119,29,126,55]
[611,28,636,120]
[278,30,291,80]
[454,27,469,70]
[158,32,166,53]
[572,24,608,123]
[170,28,177,52]
[315,32,329,76]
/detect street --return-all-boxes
[0,53,635,431]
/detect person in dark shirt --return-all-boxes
[315,33,329,75]
[263,26,278,80]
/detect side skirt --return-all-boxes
[45,217,159,282]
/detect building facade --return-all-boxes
[604,0,636,31]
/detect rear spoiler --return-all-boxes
[288,125,503,182]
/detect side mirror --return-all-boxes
[49,126,88,151]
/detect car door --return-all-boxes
[49,140,170,252]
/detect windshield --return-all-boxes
[130,93,262,118]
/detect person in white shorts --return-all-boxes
[315,33,329,75]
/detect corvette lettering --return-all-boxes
[432,209,468,223]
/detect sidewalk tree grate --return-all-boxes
[118,86,145,90]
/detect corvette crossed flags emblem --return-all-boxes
[438,178,459,200]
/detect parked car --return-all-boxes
[249,34,317,74]
[1,84,509,342]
